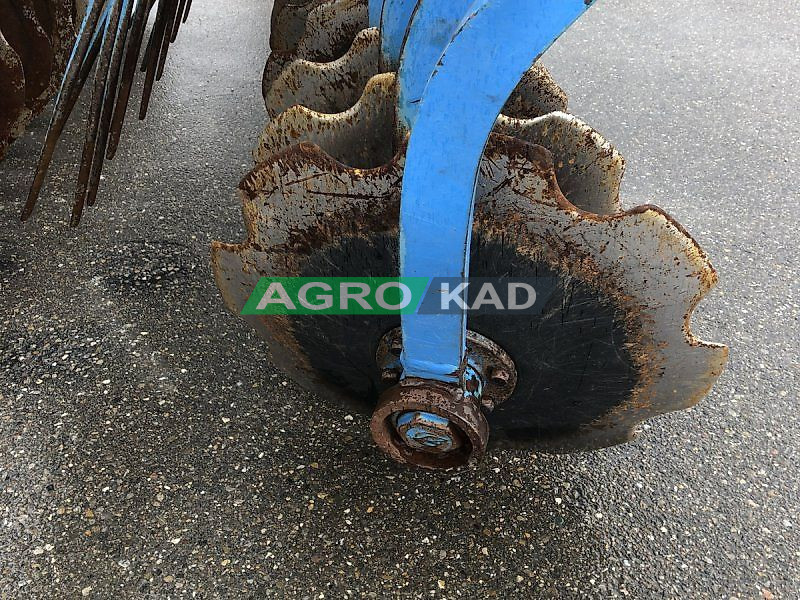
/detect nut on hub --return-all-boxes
[395,411,465,453]
[370,378,489,469]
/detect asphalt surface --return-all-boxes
[0,0,798,597]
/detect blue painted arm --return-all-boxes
[396,0,474,131]
[399,0,595,380]
[379,0,420,70]
[368,0,384,27]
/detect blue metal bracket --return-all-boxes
[398,0,595,382]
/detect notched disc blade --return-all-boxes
[270,0,330,54]
[213,135,727,453]
[0,0,74,158]
[263,0,367,100]
[265,26,380,118]
[256,72,621,215]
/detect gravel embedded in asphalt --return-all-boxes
[0,0,798,597]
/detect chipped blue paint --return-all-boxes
[396,0,474,131]
[399,0,595,382]
[379,0,419,70]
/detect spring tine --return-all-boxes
[21,0,109,221]
[138,0,160,72]
[72,21,107,92]
[106,0,149,158]
[139,0,159,71]
[85,0,134,208]
[155,0,179,81]
[171,0,186,41]
[138,0,171,119]
[71,0,123,226]
[182,0,190,23]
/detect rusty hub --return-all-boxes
[395,411,466,453]
[370,328,516,469]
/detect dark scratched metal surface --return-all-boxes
[0,0,798,597]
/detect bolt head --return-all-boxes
[395,411,464,453]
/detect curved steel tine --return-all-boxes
[155,0,180,80]
[106,0,150,158]
[139,0,158,71]
[171,0,186,42]
[85,0,134,210]
[138,0,173,118]
[71,0,124,225]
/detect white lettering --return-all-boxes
[256,282,297,310]
[340,282,372,310]
[376,282,412,310]
[508,282,537,310]
[470,283,504,310]
[440,282,469,310]
[298,282,333,310]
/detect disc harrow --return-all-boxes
[214,0,728,468]
[12,0,728,470]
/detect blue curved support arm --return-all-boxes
[379,0,420,70]
[368,0,384,28]
[396,0,474,131]
[399,0,596,381]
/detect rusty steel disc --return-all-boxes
[263,0,368,103]
[262,2,568,121]
[0,0,75,159]
[0,0,55,110]
[213,127,727,452]
[0,28,28,158]
[269,0,332,54]
[254,72,621,214]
